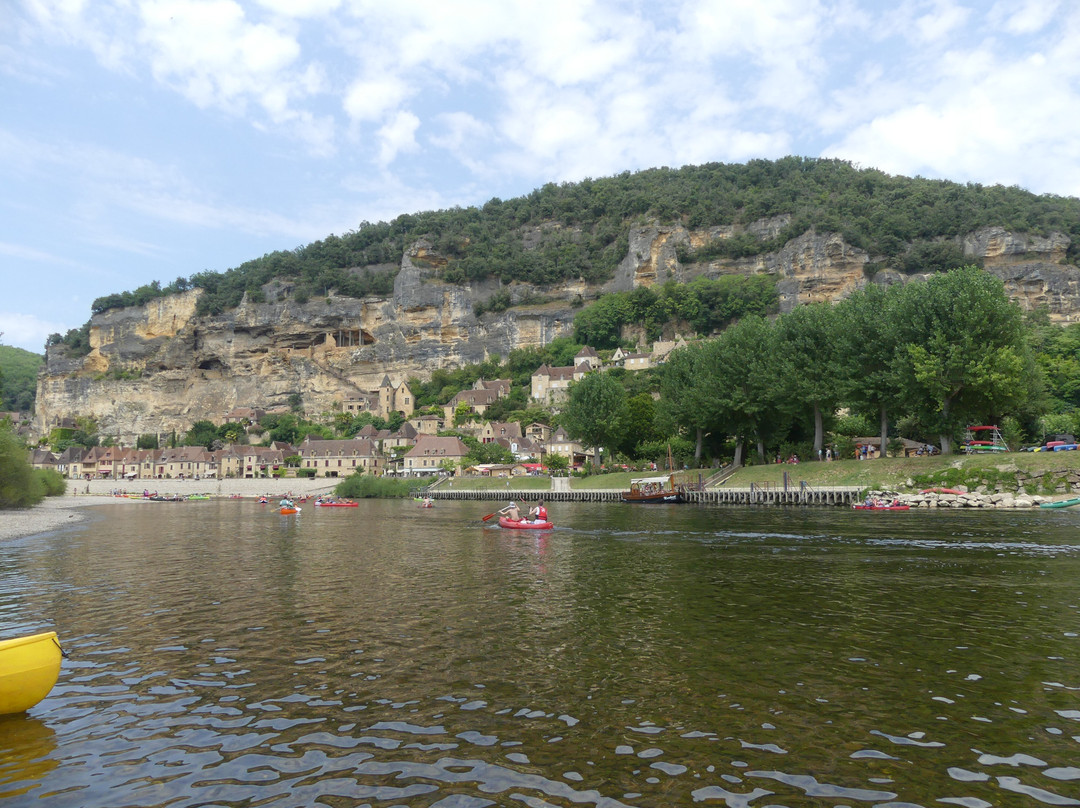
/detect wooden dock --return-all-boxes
[424,483,862,507]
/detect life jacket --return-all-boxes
[536,506,548,521]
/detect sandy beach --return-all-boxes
[0,477,340,543]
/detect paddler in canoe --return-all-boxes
[528,499,548,524]
[498,501,522,521]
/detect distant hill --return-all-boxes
[0,344,42,412]
[82,156,1080,322]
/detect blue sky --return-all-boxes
[3,0,1079,353]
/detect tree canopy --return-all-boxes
[80,157,1080,324]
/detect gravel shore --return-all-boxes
[0,477,340,543]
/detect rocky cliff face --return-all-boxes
[35,225,1080,444]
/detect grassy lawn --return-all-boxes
[724,450,1080,491]
[445,451,1080,493]
[444,476,552,491]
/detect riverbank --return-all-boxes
[0,478,340,543]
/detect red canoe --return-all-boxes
[852,504,910,511]
[498,516,554,529]
[314,501,358,507]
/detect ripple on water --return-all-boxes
[3,500,1080,807]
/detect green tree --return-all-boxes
[774,303,841,455]
[0,423,45,508]
[892,267,1032,453]
[560,371,628,465]
[618,392,661,458]
[659,343,716,462]
[545,453,569,473]
[183,420,220,449]
[703,315,781,465]
[137,433,159,449]
[836,283,904,458]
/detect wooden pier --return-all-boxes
[424,483,862,507]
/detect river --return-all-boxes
[1,499,1078,807]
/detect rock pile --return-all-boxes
[867,489,1050,509]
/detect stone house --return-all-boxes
[298,436,382,477]
[158,446,215,479]
[650,336,689,365]
[525,422,552,444]
[223,407,265,425]
[547,427,587,465]
[530,364,580,405]
[408,414,443,435]
[443,388,500,423]
[623,352,652,371]
[574,346,601,369]
[479,421,522,444]
[384,421,419,450]
[29,448,58,473]
[242,446,288,478]
[54,446,85,478]
[402,435,470,476]
[342,377,416,420]
[212,445,245,478]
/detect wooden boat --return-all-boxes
[1039,497,1080,509]
[0,631,63,715]
[622,474,685,503]
[852,504,910,511]
[498,516,554,529]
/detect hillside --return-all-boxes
[35,157,1080,445]
[0,344,43,411]
[74,157,1080,324]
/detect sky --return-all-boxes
[3,0,1080,354]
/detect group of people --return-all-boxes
[499,499,548,524]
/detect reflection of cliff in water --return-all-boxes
[0,714,58,797]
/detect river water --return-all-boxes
[1,499,1079,807]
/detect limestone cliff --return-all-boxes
[35,225,1080,444]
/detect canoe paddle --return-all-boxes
[481,511,497,522]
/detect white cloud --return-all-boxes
[253,0,341,18]
[990,0,1060,34]
[912,0,972,43]
[0,311,68,352]
[376,110,420,166]
[137,0,302,107]
[343,75,411,123]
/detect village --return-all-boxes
[19,339,691,483]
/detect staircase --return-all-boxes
[702,463,741,488]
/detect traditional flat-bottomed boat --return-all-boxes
[0,631,63,715]
[621,474,685,503]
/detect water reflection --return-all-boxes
[1,500,1078,806]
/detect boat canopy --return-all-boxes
[630,475,674,485]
